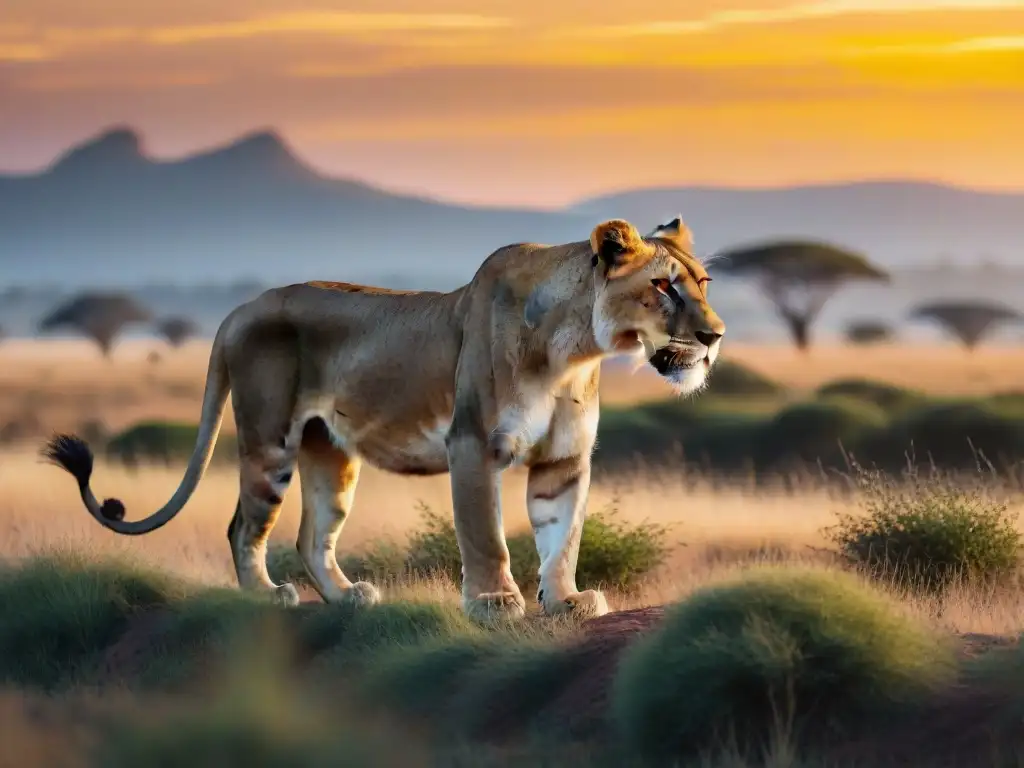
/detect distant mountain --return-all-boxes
[0,127,588,287]
[572,181,1023,268]
[0,127,1021,290]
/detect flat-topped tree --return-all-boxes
[716,240,889,352]
[38,292,152,357]
[910,300,1022,351]
[155,316,200,349]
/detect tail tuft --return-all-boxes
[100,499,126,521]
[41,433,94,490]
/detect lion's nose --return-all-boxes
[695,330,723,348]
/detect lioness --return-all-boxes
[43,216,724,621]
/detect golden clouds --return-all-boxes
[0,11,513,62]
[1,1,1021,200]
[145,12,513,45]
[581,0,1024,39]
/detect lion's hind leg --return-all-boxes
[229,442,301,607]
[295,418,380,607]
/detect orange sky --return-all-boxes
[1,0,1021,206]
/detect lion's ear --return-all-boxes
[648,215,693,249]
[590,219,646,277]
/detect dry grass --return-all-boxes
[3,339,1024,641]
[5,445,1024,637]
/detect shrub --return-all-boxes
[0,552,187,689]
[359,636,509,721]
[133,589,280,688]
[404,503,467,580]
[824,464,1022,592]
[816,378,924,413]
[704,358,785,397]
[98,634,422,768]
[611,568,956,762]
[844,319,894,345]
[594,406,688,465]
[362,634,592,741]
[868,402,1024,471]
[754,397,888,470]
[573,502,671,591]
[312,600,478,661]
[445,642,592,740]
[106,421,239,466]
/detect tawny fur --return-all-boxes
[42,216,726,622]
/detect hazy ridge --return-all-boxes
[1,127,1022,343]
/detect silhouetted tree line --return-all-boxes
[4,239,1020,357]
[33,291,199,358]
[715,239,1021,351]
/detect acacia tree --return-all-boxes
[715,240,890,352]
[38,292,152,357]
[155,316,200,349]
[910,300,1021,351]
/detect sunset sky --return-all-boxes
[1,0,1021,206]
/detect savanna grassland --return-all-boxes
[4,339,1024,767]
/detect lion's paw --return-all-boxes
[464,591,527,624]
[542,589,609,619]
[273,583,301,608]
[344,581,382,607]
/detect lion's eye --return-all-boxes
[651,278,672,294]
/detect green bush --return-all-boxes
[573,503,671,591]
[754,397,888,470]
[868,402,1024,470]
[824,465,1022,591]
[844,319,895,345]
[269,500,670,595]
[98,635,421,768]
[402,500,673,594]
[445,642,592,740]
[611,568,956,762]
[816,379,925,413]
[0,552,187,689]
[359,636,509,721]
[704,358,785,397]
[361,634,592,742]
[131,589,281,688]
[105,420,239,466]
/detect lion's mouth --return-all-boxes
[648,346,709,376]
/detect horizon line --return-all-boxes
[2,123,1023,211]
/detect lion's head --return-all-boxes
[589,216,725,395]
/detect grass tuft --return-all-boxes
[825,462,1022,592]
[611,567,957,762]
[0,551,189,689]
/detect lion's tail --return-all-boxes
[42,328,231,536]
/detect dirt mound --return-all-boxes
[538,606,666,740]
[97,608,179,683]
[958,631,1017,660]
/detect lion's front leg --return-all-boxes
[527,455,609,619]
[445,425,526,623]
[485,375,559,472]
